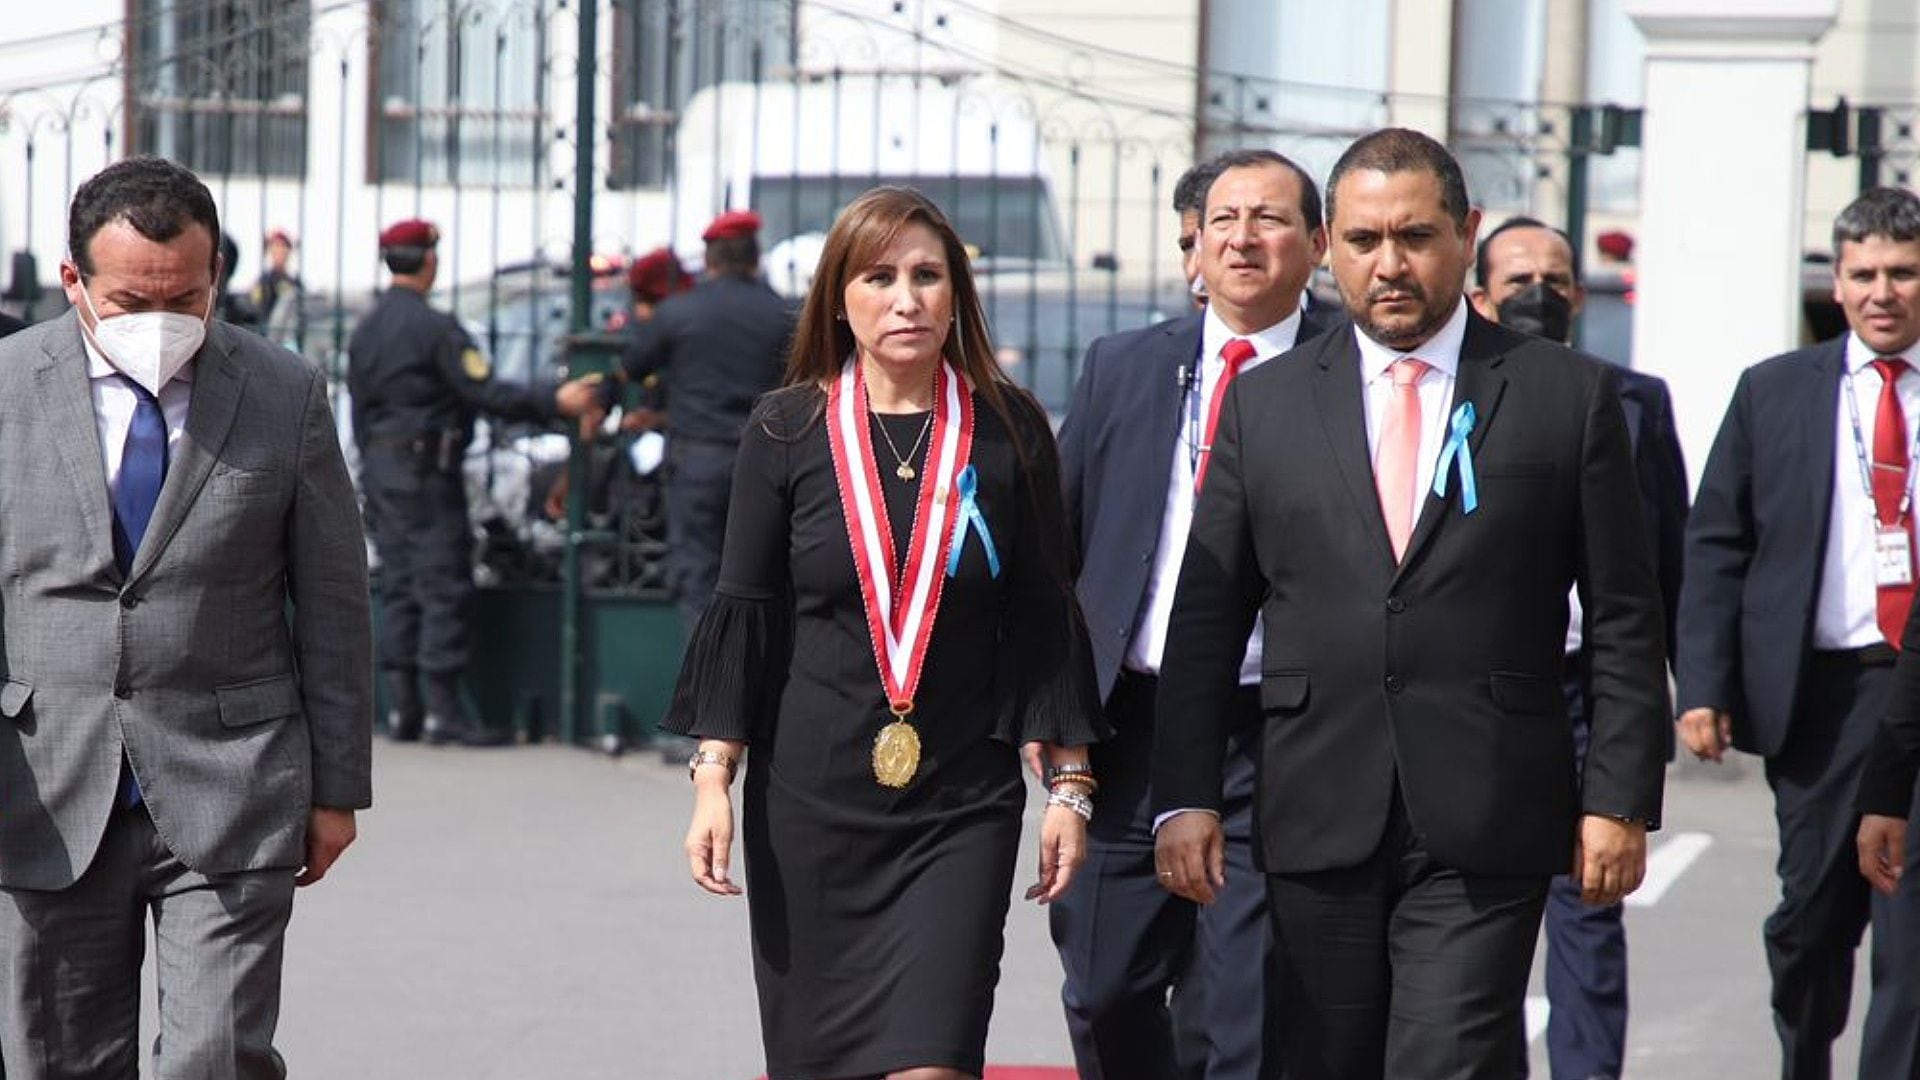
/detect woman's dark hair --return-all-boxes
[785,185,1025,441]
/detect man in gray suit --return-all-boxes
[0,156,373,1076]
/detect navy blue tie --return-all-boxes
[113,376,167,808]
[113,378,168,576]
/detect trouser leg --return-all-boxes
[0,806,149,1080]
[147,819,296,1080]
[1542,667,1628,1079]
[1763,656,1887,1080]
[1178,721,1268,1080]
[412,470,476,678]
[1858,763,1920,1080]
[1049,673,1194,1080]
[665,441,735,632]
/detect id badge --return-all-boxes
[1875,525,1913,588]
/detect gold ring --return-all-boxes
[1158,870,1173,878]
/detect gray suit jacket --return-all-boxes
[0,312,373,890]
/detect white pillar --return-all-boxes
[1625,1,1837,490]
[1388,0,1453,136]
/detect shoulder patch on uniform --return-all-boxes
[462,347,491,381]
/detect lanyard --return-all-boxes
[1182,341,1207,478]
[1842,366,1920,524]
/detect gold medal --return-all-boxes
[872,715,921,788]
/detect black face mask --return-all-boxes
[1494,283,1573,344]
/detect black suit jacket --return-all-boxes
[1615,367,1689,664]
[1676,337,1847,758]
[620,275,795,443]
[1059,306,1339,700]
[1152,309,1670,877]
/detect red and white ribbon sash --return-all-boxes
[826,357,975,709]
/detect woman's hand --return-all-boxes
[685,781,743,896]
[1027,802,1087,903]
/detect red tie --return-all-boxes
[1195,338,1256,493]
[1872,357,1913,647]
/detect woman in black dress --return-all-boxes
[663,185,1106,1080]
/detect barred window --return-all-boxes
[371,0,547,186]
[128,0,311,178]
[609,0,794,190]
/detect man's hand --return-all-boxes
[296,807,357,888]
[1677,707,1734,762]
[554,376,602,420]
[1154,811,1225,905]
[1859,814,1910,895]
[1571,814,1647,906]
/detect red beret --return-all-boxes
[627,247,694,302]
[265,228,294,247]
[701,209,762,243]
[1596,229,1633,261]
[379,219,439,249]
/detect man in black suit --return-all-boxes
[1050,150,1335,1080]
[1470,216,1689,1080]
[1153,128,1669,1080]
[1682,185,1920,1080]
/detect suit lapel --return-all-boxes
[1310,329,1396,564]
[34,313,116,574]
[127,326,248,586]
[1803,338,1844,551]
[1145,317,1202,502]
[1394,312,1510,581]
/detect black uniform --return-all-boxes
[349,286,558,678]
[618,273,793,628]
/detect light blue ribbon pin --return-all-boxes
[1432,401,1479,515]
[948,465,1002,579]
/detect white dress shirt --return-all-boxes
[1812,333,1920,650]
[1125,303,1303,685]
[84,337,193,495]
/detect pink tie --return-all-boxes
[1376,358,1430,561]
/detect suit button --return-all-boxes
[1140,551,1153,565]
[1386,596,1406,614]
[120,593,139,609]
[113,684,132,700]
[1385,675,1404,694]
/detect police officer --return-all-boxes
[562,211,795,630]
[350,218,587,745]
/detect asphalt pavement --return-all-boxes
[123,740,1874,1078]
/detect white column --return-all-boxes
[1388,0,1454,136]
[1625,1,1837,490]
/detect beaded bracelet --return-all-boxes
[1046,788,1094,822]
[1045,762,1098,795]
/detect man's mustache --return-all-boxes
[1367,280,1427,304]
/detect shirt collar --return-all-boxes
[1201,302,1305,367]
[1845,331,1916,375]
[1355,296,1469,384]
[81,326,198,386]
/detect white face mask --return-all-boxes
[77,282,211,396]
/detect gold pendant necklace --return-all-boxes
[873,409,933,481]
